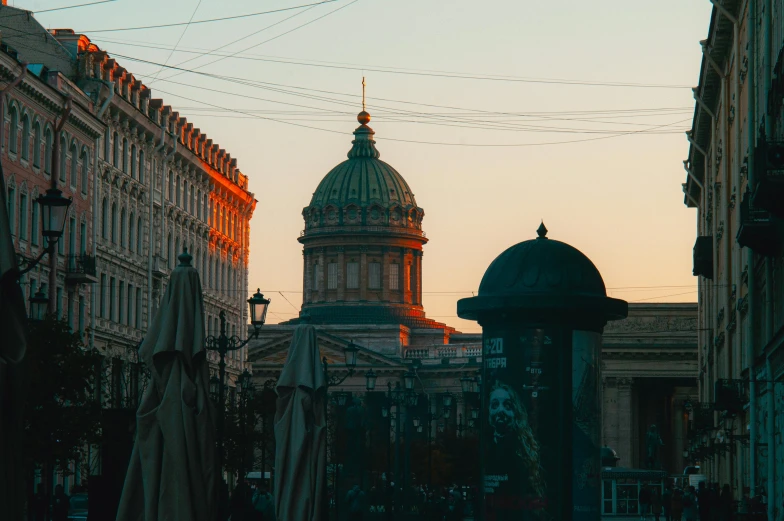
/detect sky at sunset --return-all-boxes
[19,0,712,333]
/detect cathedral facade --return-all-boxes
[247,110,698,486]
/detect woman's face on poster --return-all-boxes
[489,387,516,435]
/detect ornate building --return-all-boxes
[247,110,698,492]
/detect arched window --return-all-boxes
[138,150,145,184]
[122,138,128,172]
[70,143,78,188]
[130,144,137,179]
[197,190,202,220]
[120,208,127,248]
[111,202,118,244]
[8,105,18,154]
[112,132,119,167]
[182,181,188,212]
[129,211,135,252]
[33,121,41,167]
[175,176,181,207]
[80,150,89,195]
[21,114,30,161]
[101,198,108,239]
[59,136,67,181]
[44,127,53,174]
[168,171,174,201]
[136,217,142,253]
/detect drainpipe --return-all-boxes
[90,80,114,350]
[0,62,27,154]
[746,0,758,498]
[762,1,775,516]
[48,96,73,314]
[149,119,166,321]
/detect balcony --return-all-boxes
[404,345,482,364]
[152,255,169,278]
[65,254,98,284]
[753,140,784,217]
[692,236,713,279]
[736,191,781,256]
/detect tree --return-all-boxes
[22,316,102,477]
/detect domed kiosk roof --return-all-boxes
[457,223,627,326]
[308,112,418,210]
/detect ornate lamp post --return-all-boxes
[236,369,255,483]
[17,188,72,314]
[206,289,270,518]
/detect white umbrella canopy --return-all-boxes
[116,249,217,521]
[274,324,327,521]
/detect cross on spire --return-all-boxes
[362,76,366,112]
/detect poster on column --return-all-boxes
[482,328,565,521]
[571,330,602,521]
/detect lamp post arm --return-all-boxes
[16,244,53,278]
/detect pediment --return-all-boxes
[247,329,404,370]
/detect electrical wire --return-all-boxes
[78,0,339,33]
[147,0,203,84]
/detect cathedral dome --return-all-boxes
[302,112,424,234]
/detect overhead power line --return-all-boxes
[92,35,691,90]
[78,0,339,33]
[33,0,116,14]
[147,0,203,84]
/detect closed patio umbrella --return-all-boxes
[116,249,216,521]
[274,324,327,521]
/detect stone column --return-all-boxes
[602,377,620,455]
[337,247,345,301]
[317,247,326,302]
[381,247,389,301]
[359,246,368,301]
[412,250,422,305]
[616,377,635,468]
[402,248,412,304]
[303,250,312,304]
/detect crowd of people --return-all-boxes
[637,481,779,521]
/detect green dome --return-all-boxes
[303,116,424,231]
[309,123,417,209]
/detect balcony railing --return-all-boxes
[65,254,97,284]
[405,345,482,361]
[736,190,781,256]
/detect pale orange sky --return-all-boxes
[24,0,711,333]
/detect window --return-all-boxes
[130,144,136,179]
[56,287,63,319]
[109,276,116,321]
[80,151,89,194]
[389,264,400,290]
[176,176,181,206]
[101,198,108,239]
[126,284,133,327]
[122,138,128,172]
[408,265,413,291]
[7,186,15,235]
[80,222,86,254]
[33,122,41,167]
[347,262,359,289]
[118,282,125,325]
[111,203,117,243]
[167,234,172,265]
[68,217,76,256]
[204,195,208,222]
[44,127,53,174]
[31,200,39,246]
[136,217,142,253]
[8,105,18,154]
[78,296,85,334]
[168,171,173,201]
[100,273,107,317]
[129,212,135,252]
[369,262,381,289]
[190,186,195,215]
[120,209,127,248]
[21,114,29,160]
[327,262,338,290]
[67,290,74,330]
[59,136,66,181]
[112,132,119,167]
[19,193,27,241]
[183,182,188,213]
[138,150,145,184]
[135,288,142,328]
[174,238,180,269]
[70,143,78,187]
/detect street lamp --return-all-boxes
[28,290,48,322]
[206,292,271,520]
[403,370,416,391]
[460,376,474,394]
[17,187,72,278]
[365,369,378,391]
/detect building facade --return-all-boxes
[1,6,257,493]
[685,1,784,516]
[248,110,698,498]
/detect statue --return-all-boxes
[645,424,664,469]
